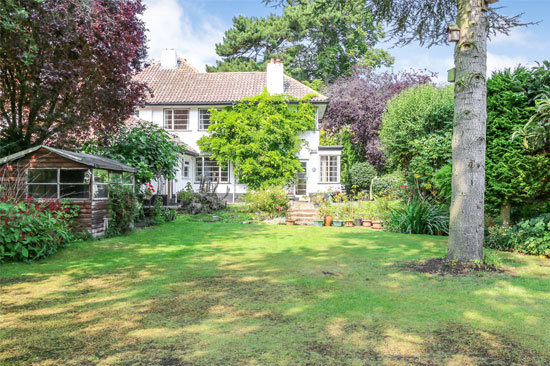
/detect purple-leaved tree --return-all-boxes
[0,0,149,157]
[323,67,433,169]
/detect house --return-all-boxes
[134,49,342,202]
[0,145,136,237]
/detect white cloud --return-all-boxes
[487,52,532,74]
[489,28,531,47]
[390,49,454,84]
[141,0,226,71]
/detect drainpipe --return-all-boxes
[232,162,236,203]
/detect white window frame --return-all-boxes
[164,108,190,131]
[199,109,211,131]
[195,156,229,183]
[319,155,340,184]
[182,159,191,179]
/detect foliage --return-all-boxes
[198,91,315,189]
[432,164,453,204]
[242,186,290,218]
[407,132,452,193]
[83,120,183,185]
[0,198,78,261]
[264,0,527,48]
[515,97,550,154]
[106,185,139,236]
[486,215,550,256]
[207,0,392,82]
[148,197,166,226]
[0,0,148,157]
[178,181,227,215]
[370,172,407,199]
[323,67,433,168]
[386,196,449,235]
[486,68,550,218]
[380,84,454,171]
[349,162,377,190]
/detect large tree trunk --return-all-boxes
[447,0,489,261]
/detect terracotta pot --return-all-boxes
[372,221,383,229]
[324,214,333,227]
[344,220,354,227]
[286,219,296,226]
[362,220,372,227]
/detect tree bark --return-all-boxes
[447,0,489,261]
[500,199,511,226]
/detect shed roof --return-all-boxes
[0,146,137,173]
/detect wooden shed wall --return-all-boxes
[1,148,104,236]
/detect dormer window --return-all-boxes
[164,109,189,130]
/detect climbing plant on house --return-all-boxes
[198,91,315,190]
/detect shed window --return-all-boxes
[195,156,229,183]
[164,109,189,130]
[182,160,190,179]
[93,169,109,199]
[27,169,90,199]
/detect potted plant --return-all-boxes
[313,218,324,226]
[343,203,355,227]
[332,205,344,227]
[361,205,373,227]
[372,197,388,229]
[318,201,333,226]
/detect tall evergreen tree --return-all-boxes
[207,0,393,83]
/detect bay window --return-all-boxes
[195,156,229,183]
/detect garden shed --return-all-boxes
[0,145,136,237]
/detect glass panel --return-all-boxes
[94,169,108,183]
[60,184,89,199]
[164,110,172,129]
[320,156,338,183]
[173,109,189,130]
[109,172,122,183]
[182,160,190,178]
[201,157,228,183]
[123,172,134,184]
[60,170,86,183]
[94,184,108,199]
[28,169,57,184]
[28,184,57,199]
[199,109,211,130]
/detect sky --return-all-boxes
[141,0,550,83]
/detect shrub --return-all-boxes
[106,185,139,236]
[243,186,289,218]
[178,181,227,215]
[485,225,515,252]
[0,199,77,261]
[386,196,449,235]
[349,162,377,190]
[371,173,407,199]
[511,214,550,256]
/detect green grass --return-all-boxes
[1,216,550,365]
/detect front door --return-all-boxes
[295,161,307,196]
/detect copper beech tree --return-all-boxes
[0,0,148,157]
[266,0,528,261]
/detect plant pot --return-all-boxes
[344,220,354,227]
[332,220,343,227]
[355,218,362,227]
[286,219,296,226]
[372,220,384,229]
[362,220,372,228]
[324,214,333,227]
[313,220,324,227]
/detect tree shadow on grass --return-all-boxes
[1,222,549,365]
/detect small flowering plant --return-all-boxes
[143,183,155,199]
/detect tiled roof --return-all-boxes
[135,59,328,104]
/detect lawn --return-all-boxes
[1,216,550,366]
